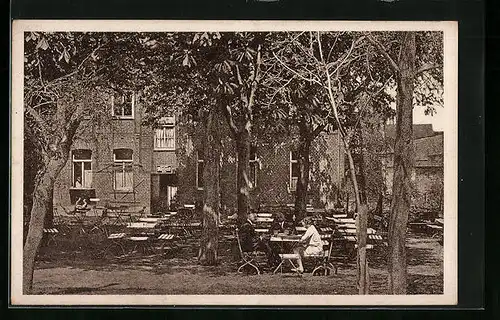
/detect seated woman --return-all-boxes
[292,217,323,273]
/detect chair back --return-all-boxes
[234,227,246,257]
[325,229,336,261]
[52,207,66,226]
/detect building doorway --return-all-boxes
[151,174,178,213]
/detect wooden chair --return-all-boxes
[310,233,338,276]
[157,233,177,255]
[127,236,156,256]
[43,228,59,247]
[235,228,261,275]
[98,233,127,259]
[273,253,301,275]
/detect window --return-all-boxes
[290,150,299,192]
[154,117,176,150]
[196,150,204,190]
[113,149,133,191]
[72,149,92,188]
[249,145,259,189]
[112,91,134,118]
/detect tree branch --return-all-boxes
[366,33,400,75]
[272,51,323,87]
[31,101,55,109]
[48,41,107,86]
[246,44,262,123]
[222,103,239,137]
[326,32,343,63]
[266,74,296,109]
[312,122,327,139]
[327,36,365,75]
[25,106,49,137]
[317,31,348,139]
[415,63,440,76]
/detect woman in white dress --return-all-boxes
[292,217,323,273]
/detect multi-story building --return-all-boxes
[52,91,345,216]
[382,124,444,214]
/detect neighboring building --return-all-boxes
[382,124,444,214]
[53,90,345,216]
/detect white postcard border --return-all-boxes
[10,20,458,306]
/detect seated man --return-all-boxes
[292,217,324,273]
[239,212,281,268]
[270,212,286,235]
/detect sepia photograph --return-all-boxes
[10,20,458,306]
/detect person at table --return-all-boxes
[270,212,286,234]
[292,217,323,273]
[239,212,281,268]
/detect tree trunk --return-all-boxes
[357,204,369,294]
[44,188,54,228]
[345,146,362,212]
[23,156,68,294]
[375,192,383,217]
[357,128,368,205]
[198,110,220,265]
[343,139,369,294]
[235,128,251,224]
[388,32,416,294]
[294,137,311,222]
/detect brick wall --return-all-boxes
[53,93,345,215]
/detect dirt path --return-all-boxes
[32,232,443,295]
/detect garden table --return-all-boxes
[331,213,348,218]
[106,205,135,225]
[126,222,158,229]
[270,235,330,275]
[138,217,169,223]
[270,235,302,274]
[255,228,269,233]
[333,218,356,224]
[256,213,272,218]
[337,227,377,235]
[336,223,356,229]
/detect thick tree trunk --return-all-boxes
[375,192,383,217]
[44,189,54,228]
[294,137,311,222]
[23,156,68,294]
[198,110,220,265]
[388,32,416,295]
[235,128,251,224]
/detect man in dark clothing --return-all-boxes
[239,212,280,268]
[270,212,286,234]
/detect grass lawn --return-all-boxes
[31,230,443,295]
